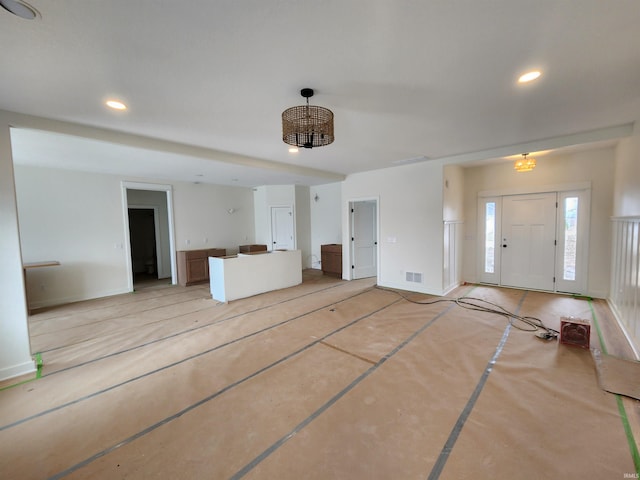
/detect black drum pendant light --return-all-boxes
[282,88,334,149]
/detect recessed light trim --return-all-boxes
[0,0,39,20]
[105,100,127,110]
[518,70,542,84]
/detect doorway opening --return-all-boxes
[128,207,162,288]
[122,182,177,291]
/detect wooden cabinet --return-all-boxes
[321,244,342,277]
[177,248,226,286]
[239,244,268,253]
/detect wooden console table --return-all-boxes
[23,261,60,314]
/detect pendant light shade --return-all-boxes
[282,88,334,149]
[514,153,536,172]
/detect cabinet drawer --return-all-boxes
[177,248,226,286]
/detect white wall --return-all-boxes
[443,165,465,222]
[614,127,640,217]
[14,165,255,308]
[172,181,254,255]
[342,162,444,295]
[295,185,312,268]
[462,147,616,298]
[253,185,313,267]
[309,183,342,270]
[240,182,342,271]
[252,186,269,247]
[0,115,34,381]
[15,166,131,308]
[443,165,465,292]
[253,185,295,249]
[610,122,640,352]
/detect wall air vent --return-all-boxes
[405,272,423,283]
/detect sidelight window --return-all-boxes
[563,197,578,281]
[484,202,496,273]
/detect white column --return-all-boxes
[0,111,35,381]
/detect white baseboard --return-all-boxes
[0,359,36,383]
[29,287,131,310]
[606,298,640,360]
[376,279,442,296]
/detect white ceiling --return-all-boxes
[2,0,640,186]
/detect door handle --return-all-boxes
[502,244,507,248]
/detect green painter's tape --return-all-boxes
[588,300,640,475]
[0,352,43,392]
[35,352,43,379]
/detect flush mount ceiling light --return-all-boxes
[282,88,334,149]
[0,0,38,19]
[105,99,127,110]
[518,70,541,84]
[514,153,536,172]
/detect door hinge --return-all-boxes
[556,202,558,208]
[351,208,354,213]
[351,237,354,241]
[351,265,355,269]
[554,239,557,246]
[553,276,556,283]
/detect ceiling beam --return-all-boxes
[1,109,346,183]
[436,123,635,166]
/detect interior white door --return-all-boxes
[501,193,557,291]
[271,206,295,250]
[350,200,377,279]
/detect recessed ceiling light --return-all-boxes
[105,100,127,110]
[0,0,38,20]
[518,70,541,84]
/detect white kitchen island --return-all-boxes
[209,250,302,302]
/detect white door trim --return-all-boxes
[121,181,177,290]
[478,181,591,198]
[477,186,591,294]
[555,189,591,294]
[346,197,380,281]
[270,205,295,251]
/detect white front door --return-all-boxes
[271,206,295,250]
[350,200,377,279]
[500,193,557,291]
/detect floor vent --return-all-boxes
[406,272,423,283]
